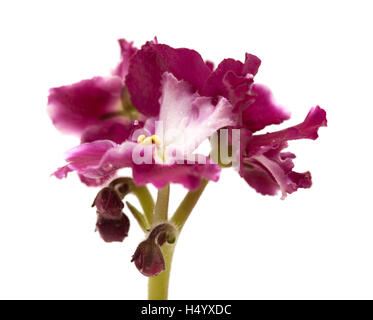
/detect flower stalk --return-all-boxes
[148,242,176,300]
[147,180,208,300]
[171,179,209,231]
[153,184,170,225]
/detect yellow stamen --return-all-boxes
[137,134,146,144]
[142,136,153,145]
[151,135,161,146]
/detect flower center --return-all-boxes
[137,134,161,146]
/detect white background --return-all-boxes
[0,0,372,299]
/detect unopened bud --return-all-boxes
[131,240,165,277]
[131,223,177,277]
[96,213,130,243]
[92,187,123,219]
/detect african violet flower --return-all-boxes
[48,39,142,150]
[53,72,235,189]
[48,37,327,300]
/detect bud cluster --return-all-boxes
[92,183,130,243]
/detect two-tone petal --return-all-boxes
[48,77,123,135]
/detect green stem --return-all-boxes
[147,180,208,300]
[147,184,172,300]
[148,243,175,300]
[153,184,170,225]
[171,179,209,231]
[132,185,155,225]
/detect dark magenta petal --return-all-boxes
[241,106,327,198]
[223,70,254,112]
[131,240,165,277]
[246,106,327,157]
[201,54,261,125]
[242,154,313,199]
[202,58,245,98]
[92,187,124,219]
[288,171,312,189]
[297,105,328,140]
[125,41,211,116]
[132,157,220,190]
[241,160,280,196]
[243,53,262,76]
[205,60,214,71]
[202,54,261,99]
[112,39,138,81]
[96,213,130,243]
[242,84,290,132]
[81,117,136,144]
[48,77,123,135]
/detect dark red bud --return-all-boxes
[131,240,165,277]
[96,213,130,243]
[92,187,124,219]
[131,223,177,277]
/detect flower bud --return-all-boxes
[131,223,177,277]
[96,213,130,243]
[92,187,124,219]
[131,240,165,277]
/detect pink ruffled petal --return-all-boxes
[205,60,214,71]
[80,117,139,144]
[125,42,211,117]
[242,84,290,132]
[52,140,118,186]
[201,54,261,126]
[253,154,306,199]
[246,106,327,156]
[242,155,312,199]
[48,76,123,135]
[241,106,327,198]
[53,165,72,179]
[53,138,220,190]
[65,140,117,170]
[243,53,262,76]
[112,39,138,81]
[132,156,220,190]
[202,54,261,99]
[241,160,280,196]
